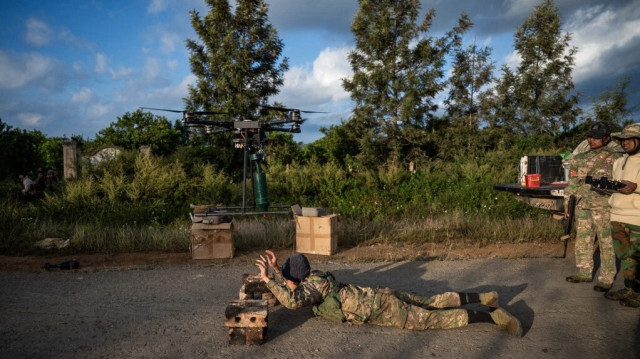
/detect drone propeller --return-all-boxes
[259,105,327,114]
[140,107,229,116]
[265,117,306,127]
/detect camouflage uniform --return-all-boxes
[608,140,640,302]
[564,147,620,284]
[266,270,468,330]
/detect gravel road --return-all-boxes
[0,256,638,359]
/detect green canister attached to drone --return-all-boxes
[250,153,269,212]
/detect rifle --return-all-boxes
[561,195,577,258]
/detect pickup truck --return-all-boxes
[493,155,567,212]
[493,140,624,213]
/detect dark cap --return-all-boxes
[281,254,310,283]
[587,122,611,139]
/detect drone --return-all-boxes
[140,105,325,217]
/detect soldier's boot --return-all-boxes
[605,279,635,301]
[565,275,592,283]
[489,308,523,337]
[480,291,499,308]
[619,292,640,308]
[593,282,613,293]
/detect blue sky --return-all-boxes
[1,0,639,143]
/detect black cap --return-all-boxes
[587,122,611,139]
[281,254,310,284]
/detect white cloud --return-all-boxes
[95,53,108,74]
[277,46,352,106]
[505,0,540,18]
[147,0,169,14]
[109,67,134,79]
[71,88,94,104]
[167,59,178,69]
[18,112,45,126]
[566,2,640,83]
[502,50,521,70]
[87,103,111,118]
[0,51,56,89]
[25,18,54,46]
[144,57,161,80]
[160,32,180,53]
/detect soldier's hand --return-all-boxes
[255,257,270,283]
[618,180,638,195]
[265,250,279,272]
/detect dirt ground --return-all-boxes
[0,241,566,273]
[1,240,638,359]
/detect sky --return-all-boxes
[1,0,639,143]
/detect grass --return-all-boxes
[0,151,564,256]
[0,203,563,256]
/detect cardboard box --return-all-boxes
[191,222,234,259]
[295,214,338,255]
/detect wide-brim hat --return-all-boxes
[613,123,640,141]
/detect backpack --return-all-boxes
[312,271,346,323]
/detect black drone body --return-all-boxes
[140,105,325,216]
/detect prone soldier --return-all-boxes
[255,250,523,336]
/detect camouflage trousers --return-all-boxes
[573,208,616,284]
[366,288,467,330]
[611,222,640,286]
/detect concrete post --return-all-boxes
[62,141,78,179]
[139,145,151,157]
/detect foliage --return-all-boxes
[342,0,471,166]
[185,0,288,118]
[94,109,185,156]
[489,0,580,135]
[588,76,638,128]
[442,43,494,157]
[2,0,638,255]
[0,118,48,181]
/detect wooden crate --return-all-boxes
[190,222,234,259]
[295,214,338,255]
[225,299,268,345]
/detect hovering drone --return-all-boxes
[141,105,325,216]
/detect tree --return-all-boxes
[184,0,289,176]
[590,77,637,128]
[342,0,471,166]
[94,110,184,157]
[185,0,288,118]
[0,118,47,180]
[443,42,494,156]
[303,122,360,165]
[493,0,580,135]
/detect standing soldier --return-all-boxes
[564,122,621,292]
[605,123,640,307]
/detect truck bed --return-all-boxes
[493,183,566,197]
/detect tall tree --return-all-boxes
[185,0,288,118]
[492,0,580,135]
[444,42,494,155]
[342,0,471,166]
[590,77,636,128]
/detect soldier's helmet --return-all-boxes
[587,122,611,139]
[613,123,640,141]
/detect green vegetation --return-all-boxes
[0,145,563,255]
[1,0,635,256]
